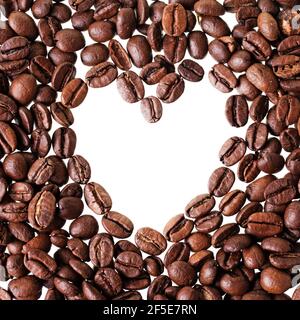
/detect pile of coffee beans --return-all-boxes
[1,0,300,301]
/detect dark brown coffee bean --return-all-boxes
[195,0,225,16]
[223,234,252,253]
[242,244,266,269]
[156,73,185,103]
[31,129,51,158]
[246,63,278,93]
[58,196,83,220]
[9,74,37,105]
[68,155,91,184]
[257,152,285,174]
[140,62,167,85]
[246,122,268,151]
[31,103,52,131]
[163,214,193,242]
[167,261,196,286]
[276,95,300,126]
[147,275,171,300]
[144,256,164,277]
[201,16,230,38]
[228,50,252,72]
[9,182,34,203]
[195,211,223,233]
[236,74,261,101]
[199,259,218,286]
[50,102,74,127]
[115,251,143,278]
[246,174,276,201]
[0,94,17,123]
[163,34,187,64]
[84,182,112,215]
[51,62,76,92]
[30,56,55,85]
[237,154,260,183]
[219,190,246,217]
[208,37,236,63]
[211,223,240,248]
[140,96,163,123]
[88,20,115,43]
[8,12,38,41]
[208,167,235,197]
[94,267,122,297]
[185,193,215,219]
[185,232,211,252]
[147,22,163,52]
[209,64,237,93]
[187,31,208,59]
[246,212,283,238]
[219,137,246,166]
[269,252,300,269]
[164,243,189,268]
[116,71,145,103]
[127,35,152,68]
[162,4,187,37]
[0,36,29,61]
[49,47,77,66]
[9,275,42,300]
[135,227,167,255]
[280,128,300,152]
[61,78,88,109]
[220,269,249,296]
[261,237,293,253]
[178,60,204,82]
[28,191,56,231]
[260,267,291,294]
[264,178,297,205]
[101,211,133,239]
[80,43,109,67]
[243,31,272,61]
[52,127,76,159]
[38,17,62,47]
[225,95,249,128]
[108,39,131,71]
[85,62,118,88]
[55,29,85,52]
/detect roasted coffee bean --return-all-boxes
[135,227,167,255]
[185,193,215,219]
[127,35,152,68]
[264,178,297,205]
[178,60,204,82]
[257,152,285,174]
[219,137,246,166]
[89,233,114,268]
[238,154,260,183]
[219,190,246,217]
[140,96,163,123]
[194,0,225,16]
[88,20,115,43]
[208,167,235,197]
[249,95,269,122]
[167,261,196,286]
[162,4,187,37]
[8,275,42,300]
[208,37,234,63]
[28,191,56,231]
[246,175,276,201]
[84,182,112,215]
[49,47,77,66]
[225,95,249,127]
[147,275,171,300]
[102,211,133,239]
[228,50,252,72]
[50,102,74,127]
[9,74,37,105]
[116,8,136,39]
[68,155,91,184]
[216,249,242,271]
[86,62,118,88]
[200,16,230,38]
[163,214,193,242]
[209,64,237,93]
[211,223,239,248]
[246,63,278,93]
[199,259,218,286]
[9,182,34,203]
[188,31,208,60]
[140,62,167,85]
[69,215,98,240]
[51,62,76,92]
[164,246,190,274]
[8,12,38,41]
[260,267,291,294]
[243,31,272,61]
[116,71,145,103]
[58,196,83,220]
[246,212,283,238]
[185,232,211,252]
[31,103,52,131]
[195,211,223,234]
[52,127,76,159]
[61,78,88,109]
[269,252,300,269]
[55,29,85,52]
[280,128,300,152]
[246,122,268,151]
[80,43,109,67]
[156,73,184,103]
[144,256,164,277]
[115,251,143,278]
[30,56,55,85]
[163,34,187,64]
[220,269,249,296]
[242,244,265,269]
[27,157,54,185]
[94,268,122,297]
[284,201,300,230]
[30,129,51,158]
[236,74,261,101]
[108,39,132,71]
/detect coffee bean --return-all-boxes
[84,182,112,215]
[238,154,260,183]
[144,256,164,277]
[8,12,38,41]
[284,201,300,229]
[243,31,272,61]
[225,95,249,127]
[280,128,300,152]
[209,64,237,93]
[94,268,122,297]
[185,193,215,219]
[101,211,133,239]
[195,211,223,233]
[163,214,193,242]
[55,29,85,52]
[260,267,291,294]
[219,137,246,166]
[116,8,136,39]
[116,71,145,103]
[242,244,265,269]
[187,31,208,59]
[108,39,132,71]
[52,127,76,159]
[219,190,246,216]
[257,152,285,174]
[211,223,239,248]
[115,251,143,278]
[167,261,196,286]
[162,4,187,37]
[69,215,98,240]
[86,62,118,88]
[178,60,204,82]
[201,16,230,38]
[135,227,167,255]
[264,178,297,205]
[228,50,252,72]
[208,167,235,197]
[61,78,88,109]
[51,62,76,92]
[246,212,283,238]
[9,74,37,105]
[156,73,185,103]
[9,182,34,202]
[9,275,42,300]
[164,243,190,267]
[50,102,74,127]
[140,96,163,123]
[220,269,249,296]
[269,252,300,269]
[30,56,55,85]
[127,35,152,68]
[68,155,91,184]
